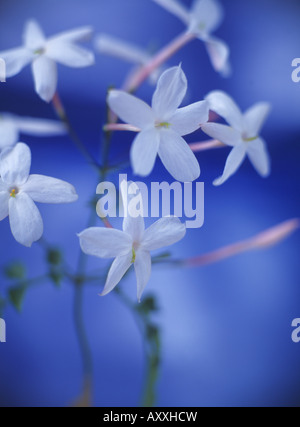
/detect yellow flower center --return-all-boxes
[10,188,17,198]
[243,136,258,142]
[131,247,136,264]
[155,122,170,129]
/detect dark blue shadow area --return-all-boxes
[0,0,300,407]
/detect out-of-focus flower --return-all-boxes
[202,91,271,186]
[0,20,95,102]
[0,143,78,247]
[95,34,163,84]
[108,65,209,182]
[0,113,66,150]
[152,0,230,74]
[79,181,186,301]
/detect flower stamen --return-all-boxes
[10,188,18,198]
[155,121,171,129]
[243,136,258,142]
[131,247,136,264]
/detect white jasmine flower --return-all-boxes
[108,65,209,182]
[0,113,66,150]
[95,34,163,84]
[79,182,186,301]
[152,0,230,74]
[0,143,78,247]
[201,91,271,185]
[0,20,95,102]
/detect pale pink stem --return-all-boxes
[103,123,141,133]
[189,139,225,152]
[124,31,196,93]
[185,219,300,267]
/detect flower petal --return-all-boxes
[189,0,224,34]
[22,175,78,204]
[0,119,19,149]
[152,65,187,119]
[14,116,66,136]
[246,137,271,177]
[78,227,132,259]
[9,192,43,247]
[120,180,145,242]
[107,90,154,129]
[101,252,133,296]
[23,20,46,50]
[152,0,190,25]
[48,26,93,43]
[134,250,152,302]
[32,56,57,103]
[0,48,33,77]
[205,37,229,73]
[46,40,95,67]
[158,129,200,182]
[95,33,149,64]
[201,123,241,146]
[0,142,31,186]
[0,191,9,221]
[243,103,271,138]
[170,100,209,136]
[205,91,243,131]
[130,127,160,176]
[141,216,186,251]
[213,144,246,186]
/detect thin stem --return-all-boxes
[189,139,226,152]
[103,123,140,133]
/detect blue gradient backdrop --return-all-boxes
[0,0,300,407]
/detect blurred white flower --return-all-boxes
[95,34,163,85]
[0,20,95,102]
[152,0,230,74]
[202,91,271,186]
[108,65,209,182]
[0,143,78,247]
[0,113,66,150]
[79,181,186,301]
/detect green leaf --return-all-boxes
[136,295,159,316]
[9,285,27,312]
[4,262,26,280]
[47,249,62,266]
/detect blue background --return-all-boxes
[0,0,300,407]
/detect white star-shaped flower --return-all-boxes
[95,33,163,85]
[108,65,209,182]
[0,113,66,150]
[79,181,186,301]
[201,91,271,185]
[152,0,230,74]
[0,20,95,102]
[0,143,78,247]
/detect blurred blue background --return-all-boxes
[0,0,300,407]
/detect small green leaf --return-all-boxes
[4,262,26,280]
[9,285,27,312]
[137,296,159,315]
[47,249,62,266]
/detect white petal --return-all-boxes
[0,191,9,221]
[23,20,46,50]
[130,127,160,176]
[32,56,57,103]
[152,65,187,119]
[13,116,66,136]
[46,40,95,67]
[0,142,31,186]
[189,0,224,34]
[141,216,186,251]
[246,138,271,177]
[201,123,241,146]
[48,26,93,43]
[95,34,149,64]
[205,91,243,131]
[243,103,271,138]
[205,37,229,73]
[121,180,145,242]
[21,175,78,204]
[158,129,200,182]
[134,250,152,302]
[78,227,132,259]
[108,90,154,129]
[0,48,33,77]
[170,100,209,136]
[9,192,43,247]
[101,252,133,296]
[152,0,190,25]
[213,144,246,186]
[0,119,19,149]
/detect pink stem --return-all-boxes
[104,123,140,133]
[184,219,300,267]
[189,139,225,152]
